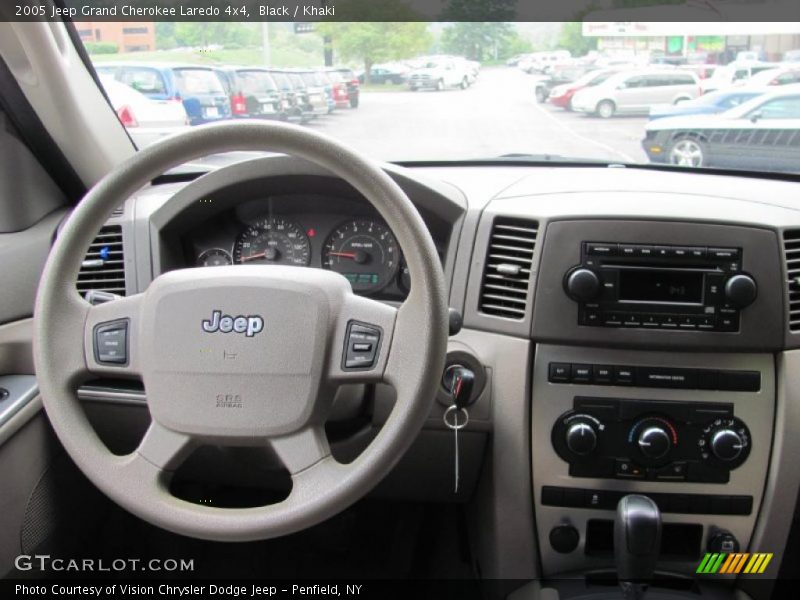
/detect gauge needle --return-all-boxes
[240,252,267,262]
[328,252,357,259]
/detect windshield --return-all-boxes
[85,21,800,175]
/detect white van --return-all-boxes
[571,69,701,117]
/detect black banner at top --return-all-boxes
[2,0,800,22]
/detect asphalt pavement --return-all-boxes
[306,65,650,164]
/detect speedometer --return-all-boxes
[322,220,399,293]
[233,217,311,266]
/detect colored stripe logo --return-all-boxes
[696,553,773,574]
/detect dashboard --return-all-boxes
[82,157,800,590]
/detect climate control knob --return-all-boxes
[724,274,757,308]
[566,422,598,456]
[564,268,601,302]
[638,426,672,460]
[710,429,745,462]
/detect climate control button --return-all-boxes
[566,422,598,456]
[710,429,745,462]
[638,426,672,460]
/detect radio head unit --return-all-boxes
[564,242,757,332]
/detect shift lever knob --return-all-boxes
[614,495,662,600]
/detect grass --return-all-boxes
[91,46,323,68]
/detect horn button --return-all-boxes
[139,266,349,439]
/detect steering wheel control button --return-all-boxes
[94,320,129,365]
[343,321,381,369]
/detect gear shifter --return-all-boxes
[614,494,662,600]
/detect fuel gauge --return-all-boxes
[196,248,233,267]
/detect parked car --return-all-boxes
[547,69,620,110]
[214,67,286,121]
[360,65,408,85]
[98,75,188,148]
[534,65,591,103]
[322,69,352,109]
[288,69,328,116]
[95,63,231,126]
[784,49,800,62]
[743,66,800,87]
[303,70,336,113]
[333,67,361,108]
[648,88,767,120]
[265,69,312,124]
[571,69,701,118]
[519,50,572,74]
[700,61,779,93]
[642,87,800,171]
[408,58,470,91]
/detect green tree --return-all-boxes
[558,22,597,57]
[172,23,260,49]
[155,23,177,50]
[441,22,519,61]
[317,22,432,83]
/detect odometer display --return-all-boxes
[322,220,399,293]
[233,217,311,266]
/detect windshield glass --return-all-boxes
[86,21,800,175]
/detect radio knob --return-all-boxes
[710,429,745,462]
[724,274,757,308]
[637,426,672,460]
[565,268,601,302]
[565,422,598,456]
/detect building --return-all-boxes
[76,22,155,53]
[583,22,800,64]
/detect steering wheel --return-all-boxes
[32,121,448,541]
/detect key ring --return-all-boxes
[443,405,469,430]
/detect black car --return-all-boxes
[642,88,800,172]
[334,67,360,108]
[266,69,313,124]
[214,67,286,121]
[360,66,407,85]
[534,65,590,103]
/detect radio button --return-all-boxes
[619,244,637,257]
[660,315,679,328]
[633,245,655,258]
[623,314,642,326]
[587,243,617,256]
[571,364,592,382]
[689,247,707,259]
[669,246,693,258]
[678,315,697,329]
[709,247,740,260]
[603,313,623,326]
[593,365,614,383]
[582,310,601,325]
[549,363,572,383]
[641,314,659,327]
[653,246,670,258]
[697,316,715,330]
[614,366,635,385]
[717,315,739,332]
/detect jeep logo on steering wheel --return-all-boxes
[202,310,264,337]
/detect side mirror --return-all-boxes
[617,83,627,90]
[749,110,762,123]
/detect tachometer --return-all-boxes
[322,220,399,293]
[233,217,311,266]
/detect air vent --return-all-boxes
[785,229,800,332]
[478,218,538,320]
[77,224,126,297]
[111,205,124,218]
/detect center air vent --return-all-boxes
[785,229,800,332]
[76,224,126,297]
[478,218,538,320]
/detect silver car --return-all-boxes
[571,69,702,118]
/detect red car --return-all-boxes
[548,68,619,110]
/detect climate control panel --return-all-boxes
[551,397,751,483]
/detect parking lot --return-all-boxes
[303,66,650,164]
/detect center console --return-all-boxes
[529,219,782,580]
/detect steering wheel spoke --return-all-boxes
[270,424,332,475]
[135,420,195,471]
[83,293,144,378]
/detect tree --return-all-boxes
[558,22,598,57]
[441,22,518,61]
[166,23,260,49]
[317,22,432,83]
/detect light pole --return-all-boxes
[261,22,271,66]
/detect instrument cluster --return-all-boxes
[182,196,430,299]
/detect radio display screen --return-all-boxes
[618,270,703,304]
